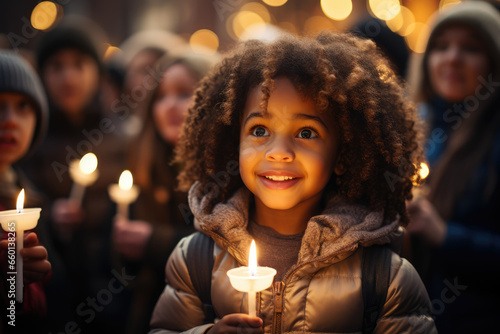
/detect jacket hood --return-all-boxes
[189,182,402,265]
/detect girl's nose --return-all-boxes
[0,104,16,126]
[265,137,295,162]
[445,46,462,62]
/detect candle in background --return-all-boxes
[69,153,99,204]
[0,189,41,302]
[108,170,139,219]
[227,240,276,317]
[412,162,430,198]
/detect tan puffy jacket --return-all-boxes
[150,186,437,334]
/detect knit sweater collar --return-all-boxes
[189,182,401,265]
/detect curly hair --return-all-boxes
[174,31,424,226]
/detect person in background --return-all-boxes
[21,16,127,332]
[0,50,51,333]
[405,2,500,332]
[113,30,186,139]
[113,51,217,334]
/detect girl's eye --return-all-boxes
[251,126,269,137]
[297,129,318,139]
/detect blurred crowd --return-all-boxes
[0,0,499,333]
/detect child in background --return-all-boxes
[150,32,436,333]
[0,50,51,333]
[113,51,217,334]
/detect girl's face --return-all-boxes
[43,48,99,115]
[239,77,339,211]
[153,64,197,145]
[428,24,490,103]
[0,93,36,171]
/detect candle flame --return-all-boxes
[118,170,133,191]
[418,162,429,180]
[79,153,98,175]
[16,189,25,213]
[249,240,257,276]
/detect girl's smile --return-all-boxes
[239,76,339,214]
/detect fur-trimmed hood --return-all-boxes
[188,182,402,266]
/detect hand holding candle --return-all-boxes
[69,153,99,204]
[0,189,41,302]
[108,170,139,219]
[227,240,276,317]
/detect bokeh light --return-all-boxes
[241,2,271,23]
[262,0,288,7]
[321,0,353,21]
[189,29,219,55]
[369,0,401,21]
[232,11,266,39]
[386,6,415,36]
[103,44,121,61]
[405,22,430,53]
[31,1,61,31]
[439,0,461,11]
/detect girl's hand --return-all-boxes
[0,232,52,284]
[207,314,263,334]
[406,197,447,246]
[51,198,85,235]
[112,215,152,261]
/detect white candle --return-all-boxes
[0,189,41,303]
[227,240,276,317]
[69,153,99,204]
[108,170,139,219]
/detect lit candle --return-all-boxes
[227,240,276,317]
[0,189,41,302]
[108,170,139,219]
[412,162,430,198]
[69,153,99,204]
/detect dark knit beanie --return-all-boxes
[0,51,48,155]
[36,16,106,73]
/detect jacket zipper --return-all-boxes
[272,281,285,334]
[270,245,358,334]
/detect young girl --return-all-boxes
[150,32,437,333]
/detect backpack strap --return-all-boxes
[186,232,216,324]
[361,245,392,334]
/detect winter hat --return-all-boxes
[36,15,107,73]
[0,51,49,155]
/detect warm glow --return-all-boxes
[232,11,265,39]
[369,0,401,21]
[405,22,430,53]
[79,153,98,175]
[386,6,415,36]
[189,29,219,55]
[118,170,133,191]
[241,3,271,23]
[16,189,25,213]
[304,16,335,34]
[418,163,430,180]
[31,1,59,31]
[262,0,288,7]
[249,240,257,276]
[439,0,461,11]
[104,44,121,61]
[321,0,353,21]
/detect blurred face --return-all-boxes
[42,48,100,115]
[124,49,162,95]
[428,24,490,102]
[153,64,197,145]
[239,77,339,211]
[0,93,36,171]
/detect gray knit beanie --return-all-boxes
[0,51,48,155]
